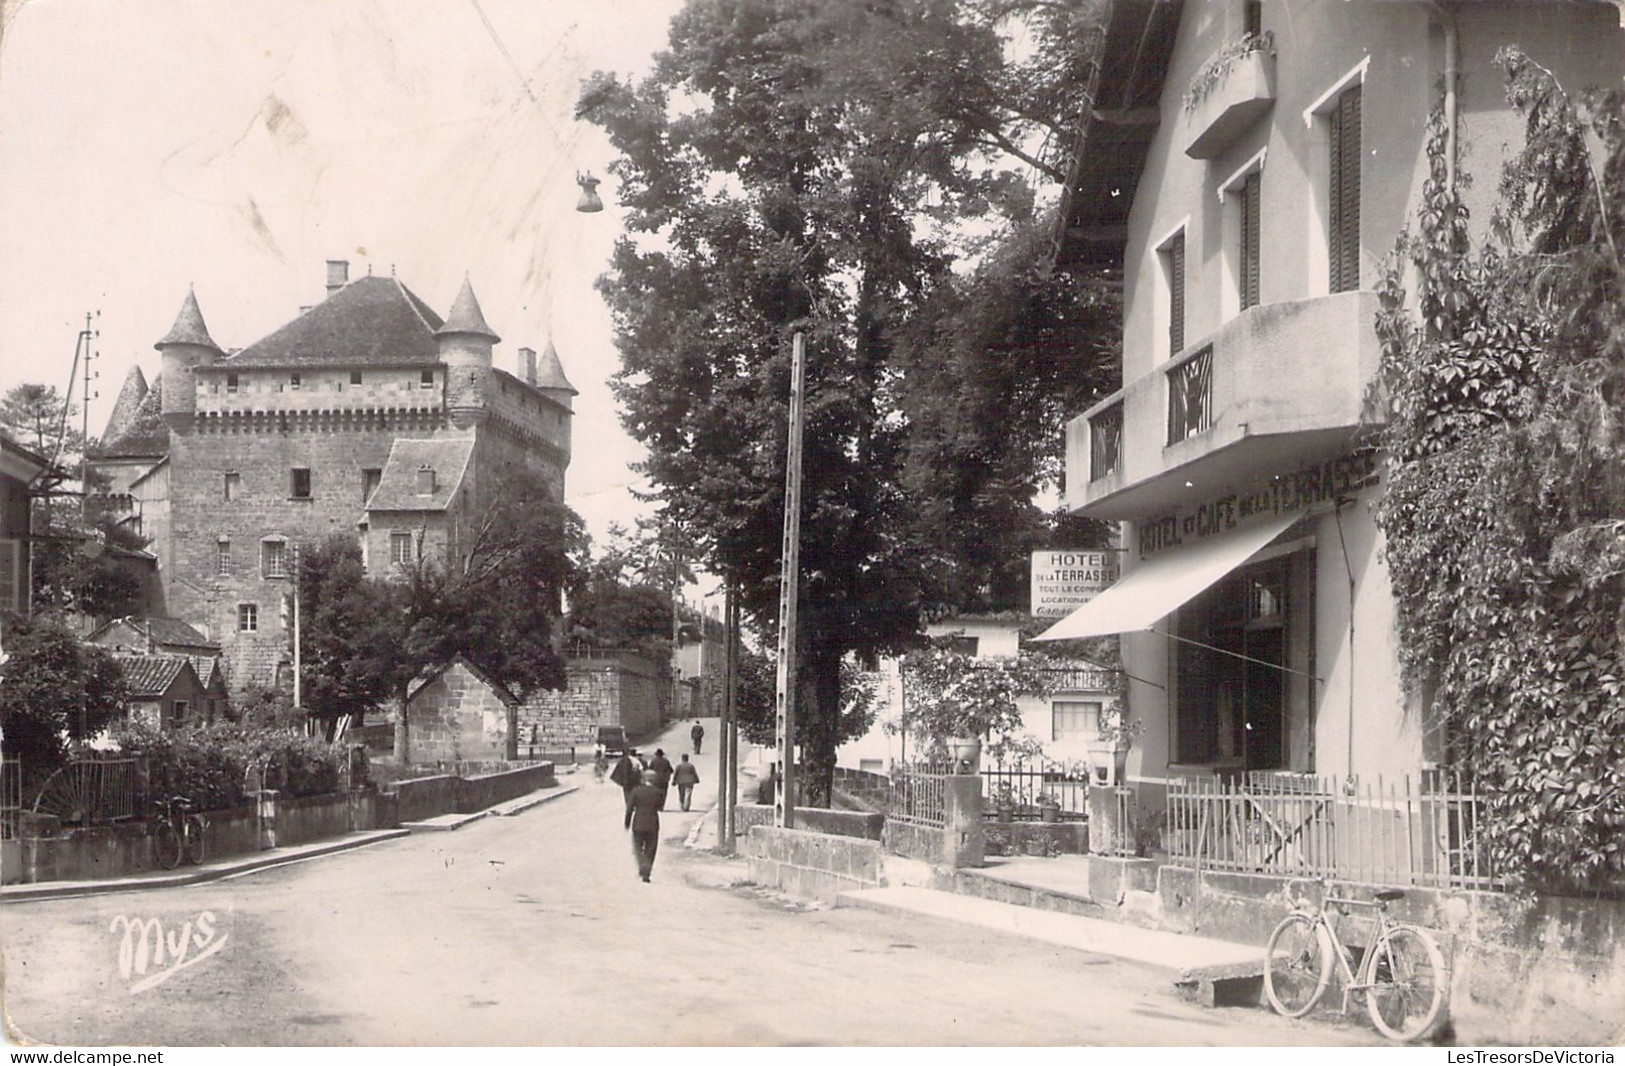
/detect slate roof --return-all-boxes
[533,340,578,395]
[98,366,149,446]
[435,278,500,344]
[113,654,199,699]
[217,276,447,369]
[91,376,168,460]
[189,656,227,691]
[364,437,474,512]
[154,289,224,352]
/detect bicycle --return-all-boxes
[1263,881,1446,1042]
[152,796,208,870]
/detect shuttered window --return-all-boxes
[1328,84,1362,293]
[1240,170,1262,310]
[1167,232,1186,356]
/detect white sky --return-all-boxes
[0,0,685,546]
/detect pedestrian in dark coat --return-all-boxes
[691,720,705,755]
[625,770,663,882]
[648,748,676,809]
[672,754,701,811]
[610,751,640,811]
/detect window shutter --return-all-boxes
[1169,233,1186,355]
[0,539,18,613]
[1329,85,1362,293]
[1242,171,1262,310]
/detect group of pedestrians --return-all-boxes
[608,721,708,883]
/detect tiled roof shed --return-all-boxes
[213,276,446,369]
[114,654,200,700]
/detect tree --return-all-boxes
[582,0,1117,804]
[0,612,128,766]
[733,650,880,756]
[1373,53,1625,892]
[293,468,585,762]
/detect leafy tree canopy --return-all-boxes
[0,611,128,766]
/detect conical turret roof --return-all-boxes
[154,288,223,352]
[99,365,149,444]
[434,277,501,344]
[534,339,578,396]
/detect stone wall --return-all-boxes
[383,762,555,823]
[405,660,509,763]
[740,826,884,904]
[519,655,664,746]
[733,803,883,841]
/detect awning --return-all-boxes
[1034,513,1300,641]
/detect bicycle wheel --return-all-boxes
[1264,913,1332,1017]
[1365,925,1445,1041]
[182,816,207,866]
[153,822,183,870]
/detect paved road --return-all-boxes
[2,720,1377,1046]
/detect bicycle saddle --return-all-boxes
[1373,889,1405,902]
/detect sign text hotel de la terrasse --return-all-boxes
[1137,449,1380,558]
[1030,550,1120,619]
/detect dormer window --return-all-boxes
[290,373,302,390]
[226,373,239,393]
[416,465,436,495]
[420,370,435,389]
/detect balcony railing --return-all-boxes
[1166,343,1213,445]
[1089,401,1123,482]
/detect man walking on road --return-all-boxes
[610,750,641,811]
[691,719,704,755]
[648,748,675,809]
[672,754,700,811]
[625,770,663,882]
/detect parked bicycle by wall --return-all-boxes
[1263,880,1446,1041]
[152,796,208,870]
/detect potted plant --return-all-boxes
[993,782,1016,823]
[896,643,1058,771]
[1085,699,1141,787]
[1036,791,1062,824]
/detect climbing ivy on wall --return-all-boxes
[1374,50,1625,895]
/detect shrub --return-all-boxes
[112,721,358,811]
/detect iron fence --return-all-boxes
[30,754,140,825]
[888,763,950,828]
[1,756,20,840]
[1089,401,1123,482]
[1166,343,1213,445]
[982,758,1089,820]
[1164,768,1504,890]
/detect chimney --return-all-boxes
[519,347,537,385]
[416,465,435,495]
[326,260,349,296]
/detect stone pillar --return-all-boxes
[256,790,279,850]
[942,774,985,868]
[1088,785,1137,856]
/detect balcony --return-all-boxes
[1065,290,1382,520]
[1181,43,1275,160]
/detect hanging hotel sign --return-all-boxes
[1138,449,1379,558]
[1030,550,1121,618]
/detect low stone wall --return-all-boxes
[274,793,353,847]
[882,820,949,866]
[733,803,883,841]
[384,762,556,823]
[3,805,260,885]
[740,825,883,904]
[983,820,1090,858]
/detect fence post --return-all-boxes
[256,790,279,850]
[941,774,984,868]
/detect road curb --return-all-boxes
[491,784,578,817]
[0,828,412,902]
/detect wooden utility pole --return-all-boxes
[717,577,736,852]
[773,333,806,828]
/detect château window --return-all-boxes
[290,468,312,499]
[224,471,241,501]
[226,373,239,393]
[261,538,288,579]
[420,370,435,389]
[391,531,414,566]
[238,603,258,632]
[350,371,363,386]
[362,468,382,504]
[290,373,302,391]
[216,539,230,576]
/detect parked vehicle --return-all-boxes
[596,725,630,757]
